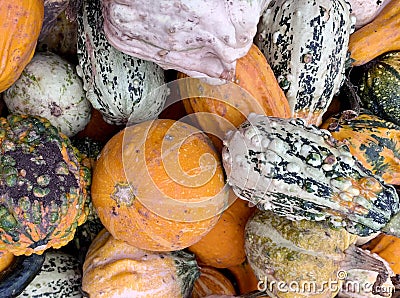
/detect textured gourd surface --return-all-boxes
[245,210,358,298]
[322,110,400,186]
[256,0,354,126]
[77,0,168,125]
[91,119,228,251]
[0,115,90,256]
[4,51,91,137]
[82,229,199,298]
[222,114,399,236]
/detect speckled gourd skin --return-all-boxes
[352,51,400,127]
[245,210,358,298]
[3,51,91,137]
[255,0,355,126]
[0,115,90,256]
[222,114,399,236]
[102,0,269,84]
[76,0,169,125]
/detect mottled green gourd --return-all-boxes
[0,115,90,256]
[245,210,357,298]
[352,51,400,127]
[222,114,399,237]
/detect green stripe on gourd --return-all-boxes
[222,113,399,237]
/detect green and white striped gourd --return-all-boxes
[76,0,169,125]
[222,113,399,237]
[255,0,356,126]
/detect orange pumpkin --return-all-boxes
[227,259,260,295]
[362,233,400,274]
[188,191,255,268]
[0,0,44,92]
[82,229,200,297]
[178,44,290,151]
[192,266,236,298]
[91,119,229,251]
[348,0,400,66]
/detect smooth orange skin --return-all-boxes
[0,251,14,272]
[192,266,236,298]
[188,192,255,268]
[349,0,400,66]
[178,44,291,151]
[363,233,400,274]
[91,119,227,251]
[227,259,260,295]
[83,229,186,298]
[0,0,44,92]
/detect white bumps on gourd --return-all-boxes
[4,52,91,137]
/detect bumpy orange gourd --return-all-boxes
[0,0,44,92]
[82,229,200,298]
[91,119,228,251]
[348,0,400,66]
[188,192,255,268]
[362,233,400,274]
[178,44,290,151]
[191,266,236,298]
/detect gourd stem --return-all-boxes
[341,244,391,296]
[238,290,272,297]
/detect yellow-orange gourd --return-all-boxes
[0,0,44,92]
[91,119,228,251]
[349,0,400,66]
[188,192,255,268]
[82,229,200,298]
[178,44,290,151]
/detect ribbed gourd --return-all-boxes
[0,115,90,256]
[76,0,169,125]
[255,0,355,126]
[222,113,399,237]
[351,51,400,127]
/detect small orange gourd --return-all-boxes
[362,233,400,274]
[82,229,200,298]
[178,44,290,151]
[348,0,400,66]
[91,119,228,251]
[188,192,255,268]
[192,266,236,298]
[0,0,44,92]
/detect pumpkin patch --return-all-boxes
[0,0,400,296]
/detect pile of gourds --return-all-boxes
[0,0,399,297]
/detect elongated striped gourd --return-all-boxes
[222,113,399,236]
[255,0,356,126]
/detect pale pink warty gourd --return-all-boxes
[102,0,270,84]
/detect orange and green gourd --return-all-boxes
[0,115,90,255]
